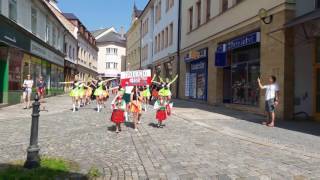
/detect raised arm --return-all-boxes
[168,75,179,86]
[257,78,264,90]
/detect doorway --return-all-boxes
[0,59,8,104]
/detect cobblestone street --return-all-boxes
[1,95,320,180]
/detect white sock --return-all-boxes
[72,104,76,112]
[97,104,100,112]
[125,112,128,121]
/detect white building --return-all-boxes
[140,0,179,80]
[92,27,126,78]
[44,0,78,85]
[0,0,68,105]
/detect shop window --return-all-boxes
[164,61,173,80]
[223,44,260,106]
[9,0,17,22]
[317,0,320,8]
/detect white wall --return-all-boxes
[1,0,65,53]
[65,34,78,63]
[141,7,154,67]
[152,0,179,62]
[78,36,98,72]
[97,44,126,77]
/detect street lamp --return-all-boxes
[24,94,41,169]
[258,8,273,24]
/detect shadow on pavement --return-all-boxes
[0,163,87,179]
[124,122,135,129]
[107,125,116,132]
[148,122,159,128]
[173,99,320,136]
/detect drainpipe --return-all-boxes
[176,0,182,98]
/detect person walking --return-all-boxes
[130,86,142,131]
[22,74,34,109]
[36,76,46,103]
[258,76,280,127]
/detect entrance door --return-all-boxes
[0,59,8,104]
[314,39,320,119]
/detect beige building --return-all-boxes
[126,6,142,70]
[64,13,98,81]
[178,0,295,120]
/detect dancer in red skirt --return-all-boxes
[154,96,168,128]
[111,92,126,133]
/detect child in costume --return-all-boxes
[154,96,168,128]
[111,92,126,133]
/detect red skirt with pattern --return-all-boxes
[156,110,167,122]
[111,109,125,123]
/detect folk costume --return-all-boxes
[154,97,168,128]
[111,97,126,124]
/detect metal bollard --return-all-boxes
[24,94,41,169]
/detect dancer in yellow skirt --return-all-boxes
[94,78,117,112]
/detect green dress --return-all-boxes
[142,87,151,97]
[159,88,171,97]
[78,83,85,97]
[69,82,80,97]
[94,82,104,97]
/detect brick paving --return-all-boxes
[0,95,320,179]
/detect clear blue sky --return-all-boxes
[58,0,149,32]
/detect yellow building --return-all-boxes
[178,0,295,120]
[126,5,142,70]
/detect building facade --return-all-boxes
[178,0,295,120]
[44,0,78,90]
[64,13,98,81]
[92,27,126,78]
[126,5,142,70]
[287,0,320,120]
[0,0,67,105]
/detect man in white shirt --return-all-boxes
[258,76,279,127]
[22,74,34,109]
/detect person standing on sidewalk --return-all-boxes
[257,76,280,127]
[36,76,46,103]
[22,74,34,109]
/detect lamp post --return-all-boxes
[258,8,273,24]
[24,94,41,169]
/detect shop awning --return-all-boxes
[284,9,320,28]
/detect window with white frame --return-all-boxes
[31,8,37,34]
[106,48,118,55]
[9,0,17,22]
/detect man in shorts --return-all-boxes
[258,76,280,127]
[22,74,34,109]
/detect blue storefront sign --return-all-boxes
[215,32,260,67]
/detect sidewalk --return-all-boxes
[173,99,320,157]
[0,94,71,121]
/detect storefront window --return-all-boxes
[8,48,23,91]
[223,44,260,106]
[164,61,173,80]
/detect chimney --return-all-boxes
[119,26,125,40]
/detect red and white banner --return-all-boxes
[120,70,152,87]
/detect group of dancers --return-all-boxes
[61,76,117,112]
[110,74,178,133]
[62,74,178,133]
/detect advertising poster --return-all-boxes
[120,69,152,87]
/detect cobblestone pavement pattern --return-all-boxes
[0,95,320,180]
